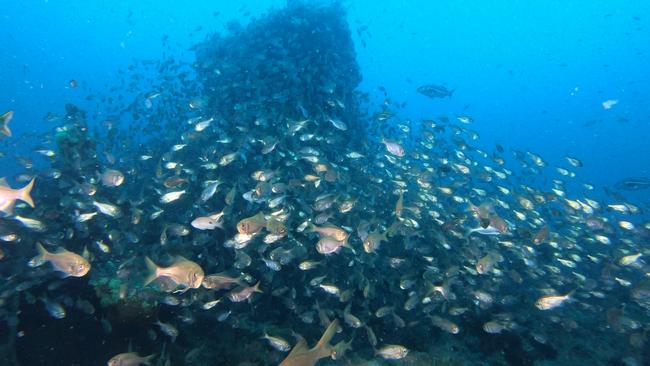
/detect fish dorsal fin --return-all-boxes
[51,246,69,253]
[254,211,266,222]
[173,255,189,263]
[82,246,91,260]
[0,178,9,187]
[312,319,339,359]
[286,335,308,359]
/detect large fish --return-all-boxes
[279,319,339,366]
[28,242,90,277]
[614,177,650,191]
[416,84,455,99]
[143,256,204,290]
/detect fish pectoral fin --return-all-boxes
[28,242,49,268]
[173,286,190,294]
[56,271,72,279]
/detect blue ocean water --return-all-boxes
[3,1,648,192]
[1,1,650,365]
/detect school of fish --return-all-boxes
[1,2,649,366]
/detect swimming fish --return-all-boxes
[154,320,179,342]
[100,169,125,187]
[143,256,204,290]
[614,177,650,191]
[279,319,339,366]
[375,344,409,360]
[191,211,225,230]
[237,212,267,235]
[29,242,90,277]
[417,84,455,99]
[107,352,155,366]
[380,138,405,157]
[307,223,349,242]
[535,292,573,310]
[262,332,291,352]
[227,281,262,302]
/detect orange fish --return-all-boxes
[308,223,348,242]
[535,291,573,310]
[107,352,155,366]
[533,225,549,245]
[0,177,35,215]
[144,256,204,290]
[29,242,90,277]
[380,138,405,157]
[227,281,262,302]
[316,236,350,255]
[236,212,266,235]
[279,319,339,366]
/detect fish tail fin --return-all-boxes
[0,123,10,137]
[313,319,339,360]
[449,88,456,98]
[143,256,159,287]
[253,281,263,293]
[566,289,577,299]
[0,111,12,137]
[143,354,156,365]
[18,178,35,207]
[386,222,399,238]
[342,238,356,255]
[28,242,49,267]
